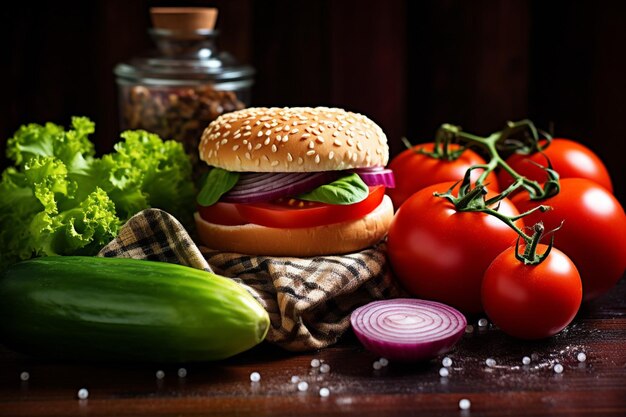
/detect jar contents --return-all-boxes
[121,85,245,161]
[115,8,254,169]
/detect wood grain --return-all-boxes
[1,277,625,417]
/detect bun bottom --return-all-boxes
[194,195,394,257]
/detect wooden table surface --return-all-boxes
[1,277,625,417]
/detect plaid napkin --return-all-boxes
[98,209,403,351]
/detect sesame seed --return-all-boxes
[298,157,304,165]
[283,135,289,142]
[306,150,316,156]
[308,141,315,149]
[347,139,354,146]
[245,152,251,160]
[315,154,321,164]
[234,133,242,139]
[291,128,299,134]
[271,160,279,167]
[257,131,263,137]
[265,129,272,136]
[283,125,290,131]
[316,136,325,143]
[232,145,240,151]
[243,132,252,136]
[223,131,231,137]
[245,125,252,130]
[221,139,228,145]
[333,139,342,146]
[264,138,271,145]
[301,133,311,139]
[247,143,253,151]
[287,153,293,162]
[271,144,278,153]
[243,139,248,145]
[332,131,339,137]
[329,151,334,160]
[254,143,262,150]
[356,142,363,151]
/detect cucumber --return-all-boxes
[0,256,269,362]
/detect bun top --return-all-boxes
[198,107,388,172]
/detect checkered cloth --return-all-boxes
[98,209,403,351]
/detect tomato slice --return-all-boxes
[198,186,386,229]
[236,186,385,228]
[198,202,248,226]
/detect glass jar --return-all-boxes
[114,8,254,167]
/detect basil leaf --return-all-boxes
[298,173,369,205]
[196,168,240,206]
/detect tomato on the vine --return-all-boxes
[511,178,626,301]
[482,244,582,339]
[499,138,613,193]
[387,181,521,314]
[388,143,499,209]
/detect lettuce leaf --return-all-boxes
[298,173,369,205]
[0,118,194,269]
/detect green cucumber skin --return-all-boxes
[0,257,270,362]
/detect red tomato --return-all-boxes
[482,244,582,339]
[199,186,385,229]
[388,143,499,209]
[387,182,522,314]
[499,139,613,193]
[511,178,626,301]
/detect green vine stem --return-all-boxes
[435,120,560,201]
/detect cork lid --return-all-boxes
[150,7,218,32]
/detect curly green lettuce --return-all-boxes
[0,118,194,269]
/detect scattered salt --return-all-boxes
[310,359,321,368]
[77,388,89,400]
[250,372,261,382]
[485,358,496,367]
[459,398,471,410]
[319,387,330,397]
[442,357,452,367]
[522,356,531,365]
[577,352,587,362]
[156,370,165,379]
[554,364,564,374]
[439,367,449,377]
[297,381,309,392]
[20,372,29,381]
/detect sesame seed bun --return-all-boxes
[198,107,389,172]
[194,195,394,256]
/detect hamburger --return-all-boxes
[194,107,395,256]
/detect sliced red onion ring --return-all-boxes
[353,167,396,188]
[351,299,466,362]
[221,172,337,203]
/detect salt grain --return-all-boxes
[77,388,89,400]
[20,371,29,381]
[478,318,489,327]
[373,361,382,370]
[577,352,587,362]
[465,325,474,333]
[554,364,564,374]
[156,370,165,379]
[311,359,321,368]
[291,375,300,383]
[319,387,330,397]
[250,372,261,382]
[485,358,496,367]
[379,358,389,367]
[442,357,452,367]
[459,398,471,410]
[522,356,531,365]
[320,364,331,373]
[297,381,309,392]
[177,368,187,378]
[439,367,449,377]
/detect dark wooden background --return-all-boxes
[1,0,625,201]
